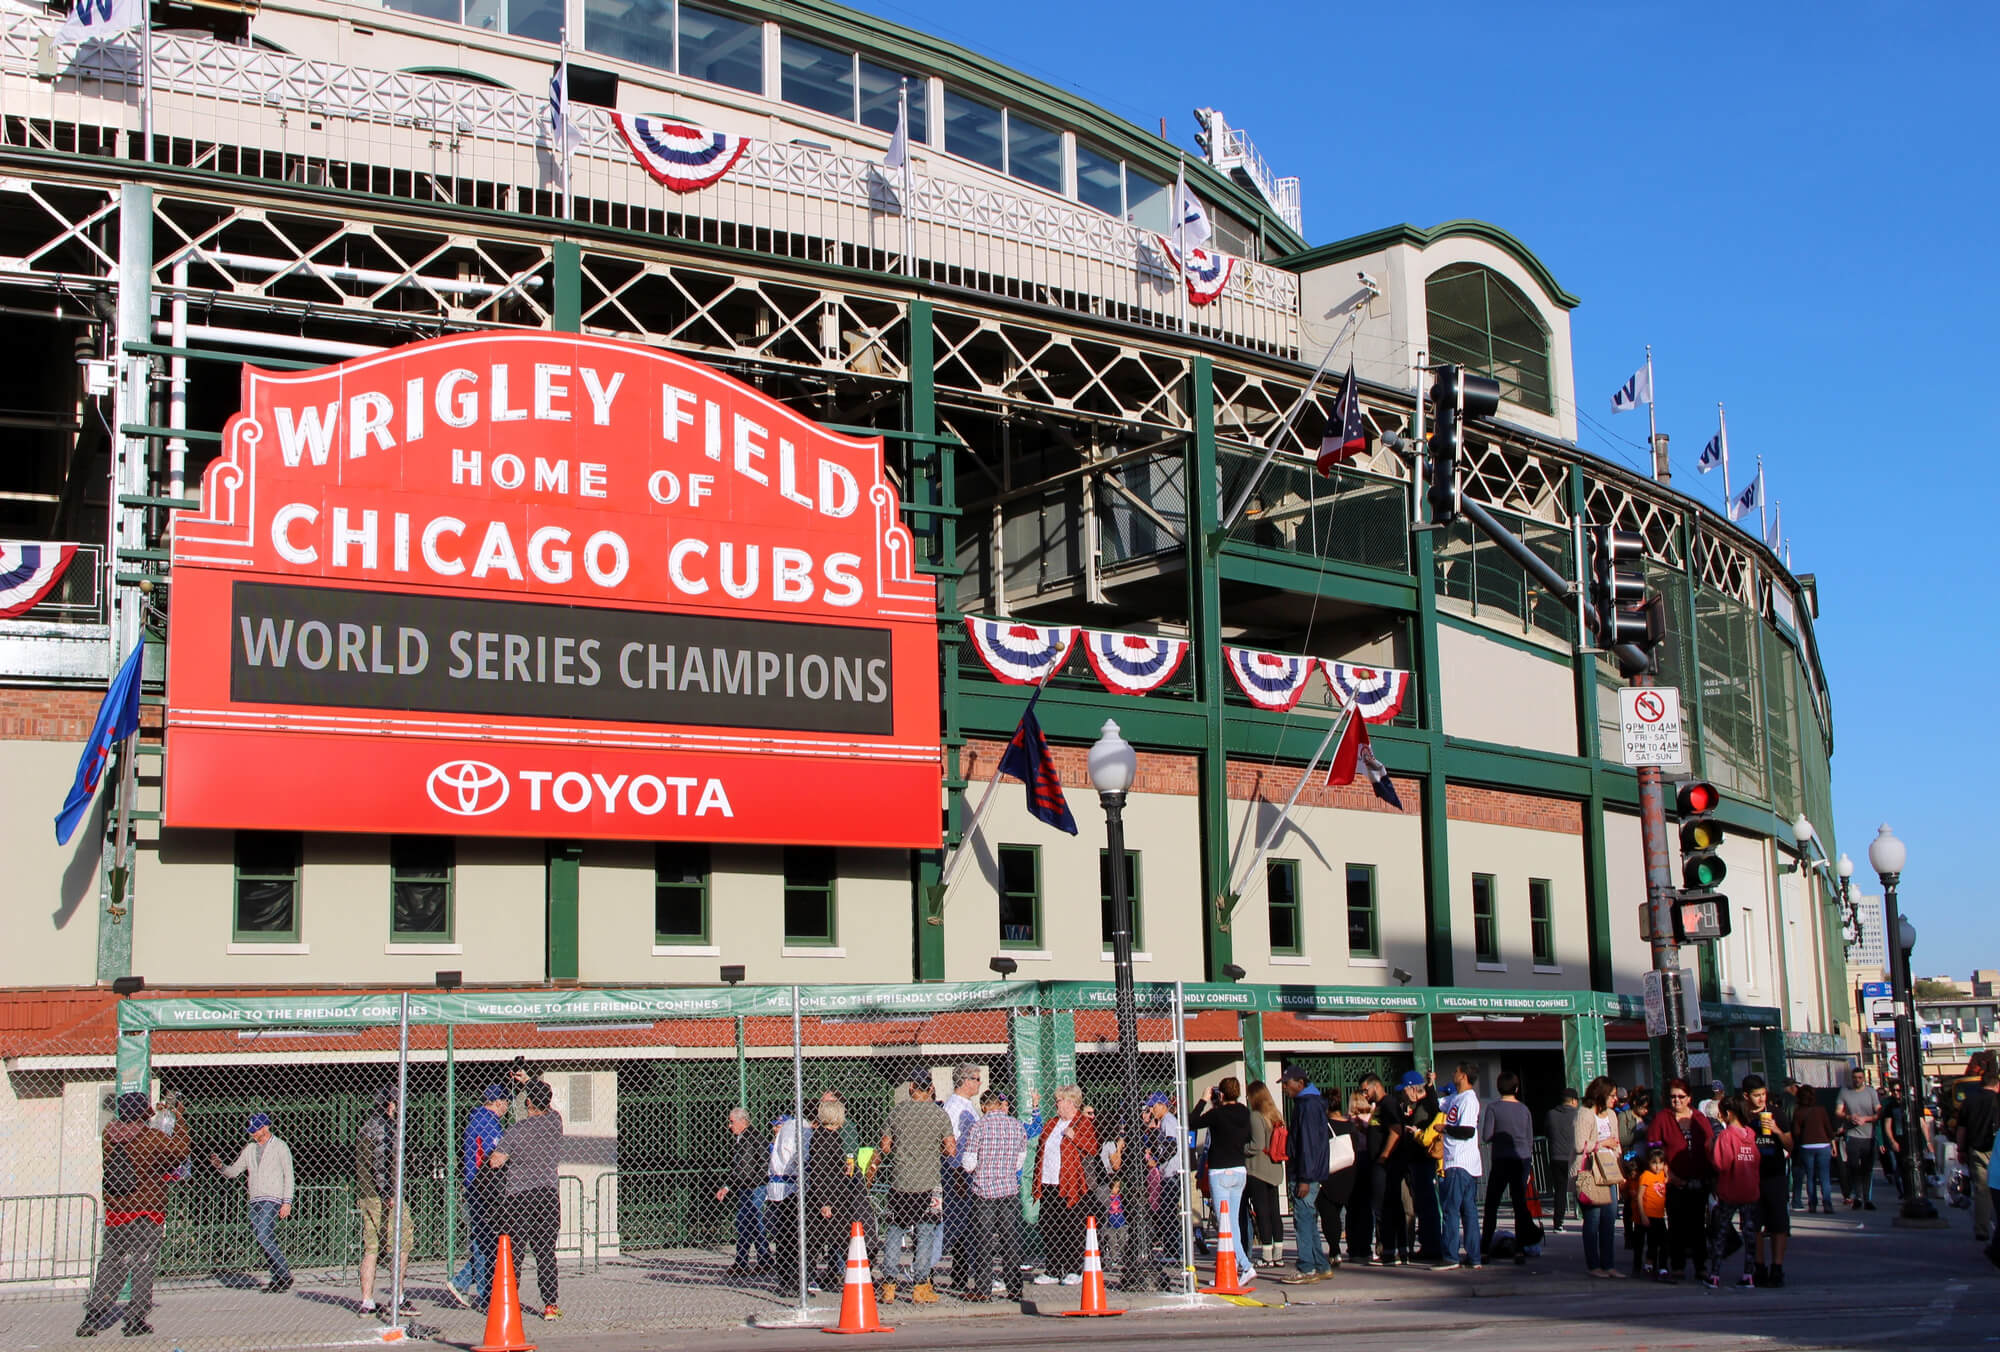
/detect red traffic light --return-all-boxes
[1675,781,1718,816]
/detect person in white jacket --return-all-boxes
[211,1113,295,1293]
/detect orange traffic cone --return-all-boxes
[1199,1198,1254,1295]
[1058,1216,1125,1317]
[473,1235,536,1352]
[822,1221,892,1335]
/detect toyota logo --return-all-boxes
[426,760,509,817]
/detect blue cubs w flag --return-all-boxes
[55,645,144,845]
[997,693,1077,835]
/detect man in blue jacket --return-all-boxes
[1278,1064,1332,1282]
[447,1084,510,1309]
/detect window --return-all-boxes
[1075,143,1123,216]
[1530,878,1555,967]
[655,842,710,943]
[234,832,301,941]
[1267,859,1301,956]
[859,60,924,140]
[943,89,1004,170]
[781,32,853,119]
[583,0,673,70]
[1345,864,1378,958]
[1007,114,1063,192]
[680,3,762,93]
[1425,263,1553,414]
[1126,167,1170,231]
[1099,848,1143,951]
[782,846,837,945]
[390,836,454,941]
[997,845,1041,949]
[1472,874,1499,964]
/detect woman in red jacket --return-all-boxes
[1031,1085,1100,1286]
[1646,1078,1714,1284]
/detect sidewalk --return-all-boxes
[3,1197,1981,1350]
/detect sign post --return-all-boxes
[163,333,942,846]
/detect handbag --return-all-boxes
[1327,1127,1357,1175]
[1576,1143,1619,1206]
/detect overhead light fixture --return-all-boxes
[434,970,462,990]
[1222,963,1247,982]
[111,976,145,996]
[720,964,746,986]
[989,956,1019,977]
[1392,967,1414,987]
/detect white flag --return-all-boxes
[1766,501,1781,548]
[1729,477,1758,522]
[1173,163,1211,254]
[1610,366,1653,412]
[60,0,144,42]
[883,83,909,171]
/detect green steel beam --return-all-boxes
[1216,548,1420,613]
[553,240,581,333]
[910,299,948,982]
[1439,740,1594,798]
[1189,356,1232,980]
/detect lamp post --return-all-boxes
[1869,823,1938,1222]
[1088,719,1149,1289]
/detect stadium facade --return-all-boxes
[0,0,1852,1164]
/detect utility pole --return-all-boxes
[1635,698,1689,1085]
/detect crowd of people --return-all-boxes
[72,1050,1999,1336]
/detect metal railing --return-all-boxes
[0,1193,97,1287]
[0,15,1300,357]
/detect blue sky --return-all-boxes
[845,1,1998,965]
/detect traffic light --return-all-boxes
[1426,364,1501,524]
[1671,779,1731,943]
[1589,525,1664,677]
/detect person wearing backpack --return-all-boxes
[1243,1081,1286,1267]
[77,1091,189,1338]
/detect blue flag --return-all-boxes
[996,692,1077,835]
[55,644,144,845]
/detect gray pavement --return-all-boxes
[6,1199,1993,1350]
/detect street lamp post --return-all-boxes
[1869,823,1938,1222]
[1089,719,1150,1288]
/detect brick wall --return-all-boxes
[1444,784,1581,835]
[962,739,1199,794]
[1225,758,1416,817]
[0,687,162,742]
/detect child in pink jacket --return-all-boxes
[1706,1097,1762,1290]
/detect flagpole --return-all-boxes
[899,78,915,274]
[1224,700,1356,906]
[1175,156,1189,335]
[1756,456,1768,544]
[1717,402,1733,509]
[934,679,1048,899]
[140,0,153,163]
[1645,346,1659,481]
[558,26,572,222]
[1214,304,1361,536]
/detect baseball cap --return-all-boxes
[1279,1063,1308,1082]
[116,1092,152,1123]
[481,1084,510,1103]
[246,1112,271,1135]
[1397,1071,1426,1091]
[1143,1092,1170,1108]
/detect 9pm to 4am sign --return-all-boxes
[163,332,942,847]
[1619,685,1685,768]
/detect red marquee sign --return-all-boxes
[165,332,941,847]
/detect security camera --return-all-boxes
[1357,270,1381,295]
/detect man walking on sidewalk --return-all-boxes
[1835,1068,1881,1212]
[1545,1088,1579,1233]
[1436,1064,1483,1270]
[211,1113,295,1294]
[1957,1065,1999,1244]
[1278,1064,1331,1283]
[717,1106,774,1276]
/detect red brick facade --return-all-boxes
[1444,784,1582,834]
[0,686,162,742]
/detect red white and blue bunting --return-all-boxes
[1223,647,1315,712]
[963,617,1077,685]
[1155,236,1236,307]
[0,541,75,618]
[1322,661,1411,724]
[1081,630,1188,695]
[612,114,751,192]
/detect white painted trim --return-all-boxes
[1001,949,1054,962]
[227,942,309,955]
[781,945,848,958]
[384,942,463,955]
[1532,965,1564,976]
[1475,962,1509,973]
[1098,951,1153,963]
[651,944,722,957]
[1347,956,1388,969]
[1268,955,1313,967]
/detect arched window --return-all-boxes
[1425,263,1552,414]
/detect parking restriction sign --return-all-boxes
[1619,686,1684,767]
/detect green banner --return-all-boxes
[115,1030,150,1094]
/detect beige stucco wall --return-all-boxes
[1444,818,1587,988]
[577,843,912,985]
[1717,834,1776,1007]
[130,833,546,985]
[1437,624,1578,756]
[1605,809,1652,996]
[0,739,112,989]
[941,788,1205,983]
[1218,797,1427,984]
